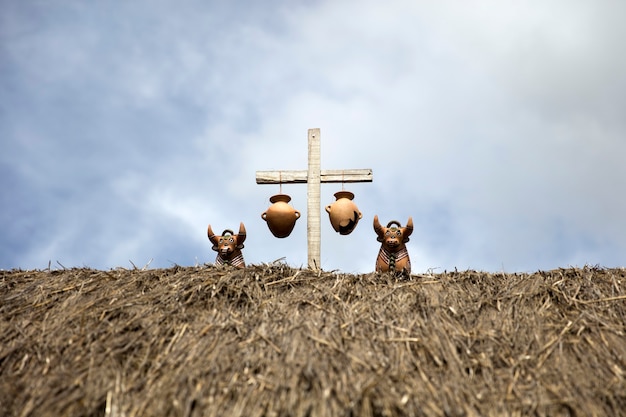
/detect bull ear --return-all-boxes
[207,224,219,251]
[373,215,385,242]
[236,222,246,249]
[403,217,414,242]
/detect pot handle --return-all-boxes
[261,212,267,220]
[325,205,332,213]
[295,210,301,218]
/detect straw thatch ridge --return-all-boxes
[1,264,625,416]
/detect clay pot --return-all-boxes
[325,191,363,235]
[262,194,301,238]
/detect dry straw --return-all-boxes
[1,264,625,416]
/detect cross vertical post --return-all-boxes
[256,128,373,270]
[307,128,321,269]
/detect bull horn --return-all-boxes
[373,215,385,242]
[236,222,246,248]
[404,217,414,242]
[207,224,219,251]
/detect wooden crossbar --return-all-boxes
[256,169,373,184]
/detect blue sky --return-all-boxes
[2,0,625,273]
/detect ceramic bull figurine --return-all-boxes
[207,222,246,268]
[374,215,413,276]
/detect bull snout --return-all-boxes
[385,238,400,248]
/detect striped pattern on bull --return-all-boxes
[376,246,411,274]
[214,251,245,268]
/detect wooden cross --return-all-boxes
[256,128,373,270]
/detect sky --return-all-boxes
[1,0,625,273]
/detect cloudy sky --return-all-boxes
[2,0,625,273]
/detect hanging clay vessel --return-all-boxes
[325,191,363,235]
[262,194,301,238]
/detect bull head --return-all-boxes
[207,222,246,256]
[373,215,413,249]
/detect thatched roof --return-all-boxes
[1,264,625,416]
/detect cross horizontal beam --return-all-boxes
[256,169,373,184]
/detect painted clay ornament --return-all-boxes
[373,215,413,276]
[262,194,301,238]
[325,191,363,235]
[207,222,246,268]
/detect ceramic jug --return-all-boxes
[325,191,363,235]
[262,194,301,238]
